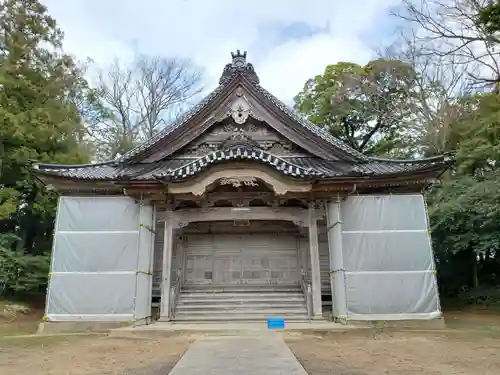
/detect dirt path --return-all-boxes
[287,331,500,375]
[0,336,190,375]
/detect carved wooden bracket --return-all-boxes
[167,167,312,196]
[219,177,258,188]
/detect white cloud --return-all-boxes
[42,0,400,102]
[258,34,371,104]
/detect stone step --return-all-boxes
[173,288,308,322]
[175,305,307,313]
[167,314,310,322]
[176,304,307,312]
[181,285,301,293]
[176,298,306,305]
[178,292,305,299]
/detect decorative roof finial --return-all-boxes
[219,50,259,85]
[231,49,247,67]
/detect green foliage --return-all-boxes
[454,93,500,174]
[294,59,418,156]
[428,172,500,258]
[477,0,500,34]
[458,287,500,306]
[0,187,20,220]
[294,58,500,301]
[0,234,49,296]
[0,0,94,258]
[427,93,500,298]
[292,1,500,304]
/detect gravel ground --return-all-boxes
[0,336,190,375]
[286,330,500,375]
[1,310,500,375]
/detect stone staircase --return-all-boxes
[171,285,309,322]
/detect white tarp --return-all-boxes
[45,196,154,323]
[341,194,441,320]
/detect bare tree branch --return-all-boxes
[379,28,470,155]
[392,0,500,89]
[89,55,203,159]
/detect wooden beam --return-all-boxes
[156,206,311,227]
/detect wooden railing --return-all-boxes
[168,268,182,319]
[299,267,313,319]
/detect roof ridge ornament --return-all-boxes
[219,50,260,85]
[231,49,247,67]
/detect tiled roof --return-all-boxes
[32,161,119,180]
[118,53,367,163]
[117,83,228,163]
[32,51,452,184]
[152,147,325,181]
[253,85,366,160]
[34,149,451,182]
[288,156,451,177]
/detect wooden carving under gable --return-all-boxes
[165,87,313,158]
[176,120,305,157]
[175,90,311,159]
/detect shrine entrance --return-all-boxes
[183,230,300,287]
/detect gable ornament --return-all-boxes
[227,95,253,124]
[231,101,251,124]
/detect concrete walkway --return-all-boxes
[168,335,307,375]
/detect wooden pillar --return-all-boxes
[299,234,309,275]
[326,199,347,319]
[160,211,174,319]
[308,202,323,318]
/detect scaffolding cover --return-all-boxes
[341,195,441,320]
[45,196,154,322]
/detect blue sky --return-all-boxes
[42,0,401,103]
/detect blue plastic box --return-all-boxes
[267,317,285,329]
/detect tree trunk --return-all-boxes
[16,185,38,252]
[471,251,479,288]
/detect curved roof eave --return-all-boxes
[152,146,325,182]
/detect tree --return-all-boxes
[381,31,470,156]
[428,171,500,291]
[294,59,418,156]
[426,91,500,298]
[0,233,49,296]
[394,0,500,90]
[90,55,203,159]
[0,0,93,257]
[454,92,500,173]
[477,0,500,33]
